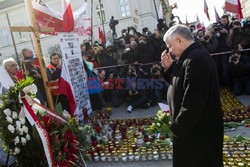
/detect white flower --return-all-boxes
[21,137,27,145]
[8,125,15,133]
[22,125,28,134]
[26,134,31,141]
[14,136,20,145]
[3,108,12,117]
[23,84,37,94]
[33,98,40,104]
[12,111,18,119]
[18,128,23,135]
[16,121,21,130]
[14,147,20,155]
[6,116,13,124]
[63,110,71,120]
[20,118,26,125]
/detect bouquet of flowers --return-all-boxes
[147,110,172,140]
[0,77,90,167]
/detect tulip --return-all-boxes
[8,125,15,133]
[3,108,12,117]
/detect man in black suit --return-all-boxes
[161,25,223,167]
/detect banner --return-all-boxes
[73,3,91,36]
[58,33,92,121]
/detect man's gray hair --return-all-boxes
[3,58,16,68]
[163,24,194,42]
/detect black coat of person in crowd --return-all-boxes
[160,25,223,167]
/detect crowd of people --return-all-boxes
[2,15,250,113]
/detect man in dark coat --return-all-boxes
[161,25,223,167]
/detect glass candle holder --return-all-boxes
[147,151,153,161]
[94,153,100,162]
[134,152,140,161]
[122,153,127,162]
[100,153,106,162]
[153,151,159,161]
[128,152,134,161]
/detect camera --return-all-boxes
[142,27,149,33]
[231,56,238,62]
[213,23,223,31]
[150,67,159,74]
[204,35,210,41]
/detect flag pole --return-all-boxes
[6,12,21,67]
[153,0,159,21]
[91,0,93,46]
[98,0,106,43]
[24,0,54,110]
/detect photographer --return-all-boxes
[201,31,219,53]
[23,60,46,104]
[126,64,151,113]
[122,41,140,64]
[150,62,168,105]
[195,29,205,42]
[138,36,154,64]
[227,20,246,50]
[229,50,250,96]
[150,29,166,61]
[216,15,232,87]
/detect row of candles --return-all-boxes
[223,141,250,166]
[85,113,173,163]
[220,89,249,122]
[87,144,173,162]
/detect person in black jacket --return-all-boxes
[161,25,223,167]
[229,50,250,96]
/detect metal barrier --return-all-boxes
[96,48,250,70]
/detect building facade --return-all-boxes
[0,0,161,65]
[241,0,250,18]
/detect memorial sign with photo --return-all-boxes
[58,33,92,120]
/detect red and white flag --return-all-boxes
[195,15,201,30]
[202,22,206,32]
[214,7,221,22]
[32,1,63,34]
[32,0,88,35]
[225,0,243,19]
[62,0,74,32]
[98,27,105,44]
[204,0,210,21]
[58,64,77,116]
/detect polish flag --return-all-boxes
[58,63,76,116]
[195,15,201,30]
[225,0,243,19]
[62,0,74,32]
[204,0,210,21]
[214,7,221,23]
[202,22,206,32]
[98,27,105,44]
[32,1,64,34]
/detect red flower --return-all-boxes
[42,115,51,125]
[63,130,75,142]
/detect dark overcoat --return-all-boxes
[161,42,223,167]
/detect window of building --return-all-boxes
[119,0,130,18]
[0,29,11,47]
[96,3,106,23]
